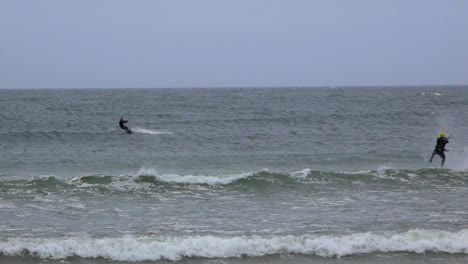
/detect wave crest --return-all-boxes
[136,167,255,185]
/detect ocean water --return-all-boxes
[0,87,467,263]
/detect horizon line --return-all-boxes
[1,84,467,90]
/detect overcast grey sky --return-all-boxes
[1,1,467,88]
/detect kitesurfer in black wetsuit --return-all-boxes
[119,117,129,132]
[429,133,449,167]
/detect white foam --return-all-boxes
[342,170,373,174]
[373,164,397,178]
[419,92,442,96]
[290,168,311,178]
[0,202,16,209]
[132,127,172,135]
[1,229,466,261]
[136,167,255,185]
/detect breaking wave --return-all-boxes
[1,229,466,261]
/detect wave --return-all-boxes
[134,167,468,186]
[135,167,466,186]
[1,229,466,261]
[1,168,466,194]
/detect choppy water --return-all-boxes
[0,87,467,263]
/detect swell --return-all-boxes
[1,229,467,261]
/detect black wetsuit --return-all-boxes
[119,118,129,131]
[429,137,449,166]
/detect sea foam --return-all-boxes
[1,229,466,261]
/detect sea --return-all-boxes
[0,86,467,264]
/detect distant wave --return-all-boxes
[1,229,466,261]
[132,127,172,135]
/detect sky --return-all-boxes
[1,0,467,89]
